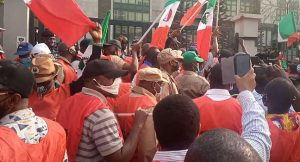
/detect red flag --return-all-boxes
[180,0,206,27]
[151,0,180,49]
[24,0,96,47]
[287,32,300,47]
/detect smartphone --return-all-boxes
[234,53,251,77]
[221,56,235,85]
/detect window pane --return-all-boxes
[136,13,142,21]
[128,12,135,21]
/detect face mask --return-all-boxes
[36,81,53,97]
[20,57,32,68]
[93,77,121,95]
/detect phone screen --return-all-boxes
[235,54,251,77]
[221,57,235,85]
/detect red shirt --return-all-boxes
[29,84,71,121]
[194,93,242,134]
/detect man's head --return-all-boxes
[144,47,160,68]
[57,42,77,62]
[31,56,59,96]
[82,60,128,97]
[16,42,34,68]
[182,51,204,72]
[0,60,35,119]
[254,66,269,94]
[103,40,122,56]
[264,78,296,114]
[41,29,56,49]
[136,68,168,96]
[208,64,226,89]
[142,43,151,56]
[153,94,200,150]
[157,48,183,74]
[185,128,262,162]
[118,35,128,51]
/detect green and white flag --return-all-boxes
[278,12,297,42]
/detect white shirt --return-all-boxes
[205,89,232,101]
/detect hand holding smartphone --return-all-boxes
[221,53,251,85]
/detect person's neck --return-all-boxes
[14,99,29,112]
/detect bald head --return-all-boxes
[185,129,262,162]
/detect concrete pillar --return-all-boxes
[3,0,29,59]
[231,14,262,56]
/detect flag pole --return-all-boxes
[216,0,220,27]
[137,10,165,44]
[180,1,208,31]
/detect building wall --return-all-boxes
[151,0,165,21]
[3,0,29,59]
[76,0,98,18]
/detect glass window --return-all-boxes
[135,27,142,38]
[136,12,142,21]
[225,0,237,16]
[115,25,122,38]
[143,13,149,22]
[121,0,128,3]
[136,0,143,5]
[128,0,135,4]
[128,12,135,21]
[114,0,121,2]
[143,0,150,6]
[121,26,128,35]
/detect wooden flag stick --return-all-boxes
[137,10,165,44]
[216,0,220,27]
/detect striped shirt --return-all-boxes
[238,91,271,162]
[153,149,188,162]
[75,108,123,162]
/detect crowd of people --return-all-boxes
[0,22,300,162]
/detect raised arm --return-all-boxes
[235,68,271,162]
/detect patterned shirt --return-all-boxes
[0,108,68,162]
[75,88,123,162]
[238,91,271,162]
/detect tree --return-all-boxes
[0,0,4,5]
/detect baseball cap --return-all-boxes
[137,68,168,83]
[157,48,183,65]
[32,43,51,56]
[183,51,204,64]
[16,42,33,56]
[31,56,59,83]
[103,40,122,49]
[82,60,128,79]
[0,60,35,98]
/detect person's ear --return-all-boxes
[8,93,22,108]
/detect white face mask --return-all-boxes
[93,77,122,95]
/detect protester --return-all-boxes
[140,47,160,69]
[102,39,139,74]
[157,48,182,100]
[41,29,57,55]
[0,45,5,60]
[0,60,67,162]
[264,78,300,162]
[114,68,168,162]
[186,68,271,162]
[175,51,210,99]
[15,42,33,68]
[118,35,129,56]
[193,64,242,134]
[28,56,71,120]
[57,42,78,84]
[57,60,149,162]
[152,94,200,162]
[165,29,182,50]
[79,38,92,54]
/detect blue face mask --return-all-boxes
[20,57,32,68]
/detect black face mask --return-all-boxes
[0,95,12,119]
